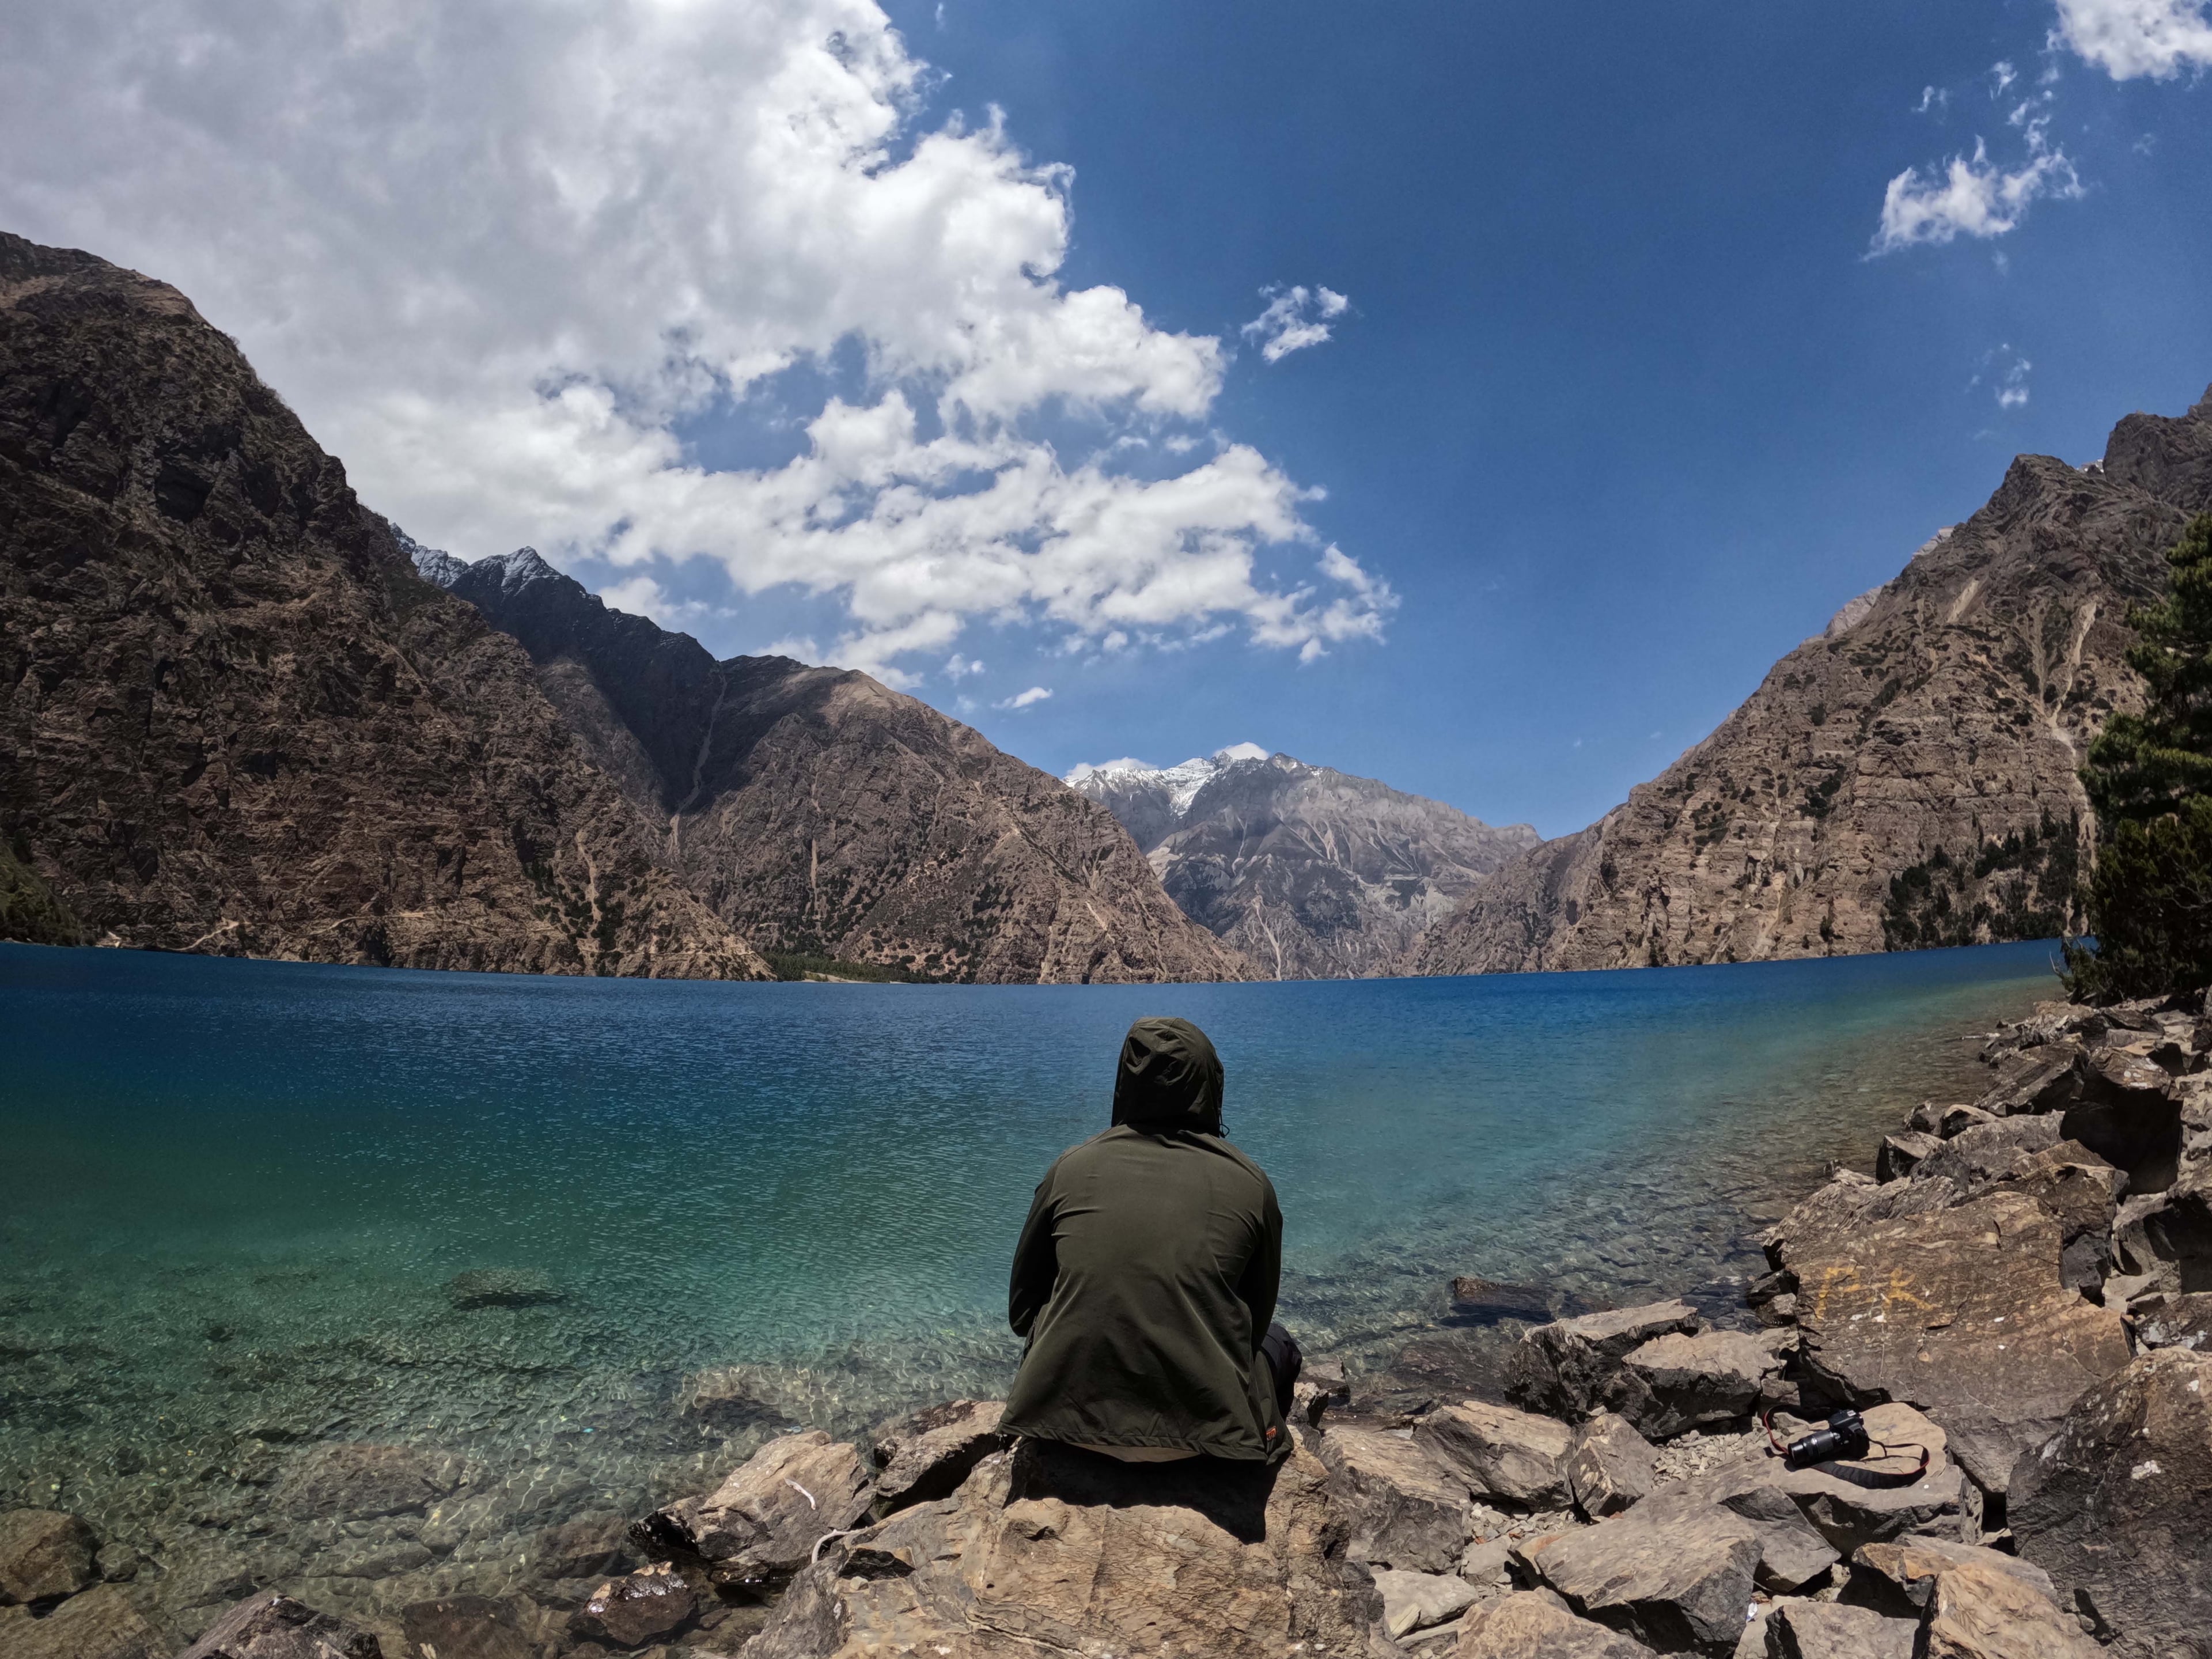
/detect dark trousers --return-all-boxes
[1260,1321,1302,1418]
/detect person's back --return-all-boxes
[1002,1017,1295,1464]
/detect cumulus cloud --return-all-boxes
[1241,285,1352,363]
[2051,0,2212,78]
[1870,122,2084,252]
[0,0,1391,681]
[996,685,1052,710]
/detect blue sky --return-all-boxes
[6,0,2209,836]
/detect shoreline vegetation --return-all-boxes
[4,987,2203,1659]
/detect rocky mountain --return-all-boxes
[1415,384,2212,975]
[1067,747,1539,978]
[418,547,1247,984]
[0,233,769,978]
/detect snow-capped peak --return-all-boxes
[1065,744,1273,816]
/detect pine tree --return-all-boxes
[2066,512,2212,1001]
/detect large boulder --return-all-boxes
[740,1440,1388,1659]
[0,1583,160,1659]
[1517,1504,1762,1655]
[868,1398,1010,1514]
[630,1430,873,1596]
[1413,1400,1573,1508]
[0,1510,98,1605]
[1765,1183,2130,1495]
[1508,1301,1702,1419]
[1759,1601,1912,1659]
[567,1563,697,1647]
[1968,1047,2082,1118]
[1875,1132,1941,1183]
[1312,1424,1474,1573]
[1645,1403,1969,1567]
[1449,1275,1563,1326]
[1840,1539,2055,1619]
[1455,1591,1658,1657]
[1918,1558,2100,1659]
[1616,1329,1791,1438]
[1566,1412,1657,1520]
[2108,1168,2212,1299]
[177,1591,382,1658]
[1912,1115,2063,1187]
[1370,1567,1477,1638]
[2010,1346,2212,1658]
[1992,1142,2125,1296]
[397,1596,534,1659]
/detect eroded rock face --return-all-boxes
[433,550,1245,986]
[2009,1347,2212,1658]
[1764,1183,2130,1494]
[630,1431,873,1596]
[1566,1412,1658,1521]
[0,1509,98,1605]
[741,1441,1389,1659]
[0,235,770,979]
[177,1590,382,1658]
[1416,388,2212,975]
[1414,1400,1574,1508]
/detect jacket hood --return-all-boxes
[1111,1017,1224,1134]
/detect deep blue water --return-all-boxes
[0,938,2061,1536]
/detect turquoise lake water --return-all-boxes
[0,938,2062,1567]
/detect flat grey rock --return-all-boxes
[1413,1399,1573,1507]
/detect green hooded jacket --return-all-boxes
[1001,1017,1289,1463]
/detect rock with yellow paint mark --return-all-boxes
[1765,1185,2130,1499]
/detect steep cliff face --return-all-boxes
[1069,747,1538,979]
[1415,387,2212,975]
[0,233,769,979]
[424,549,1249,984]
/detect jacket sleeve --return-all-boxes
[1007,1175,1059,1340]
[1233,1177,1283,1354]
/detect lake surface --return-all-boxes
[0,938,2062,1630]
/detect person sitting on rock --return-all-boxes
[1002,1016,1301,1464]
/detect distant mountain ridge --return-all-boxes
[1415,385,2212,976]
[418,547,1247,985]
[1069,747,1538,978]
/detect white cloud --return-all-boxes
[996,685,1052,710]
[1914,85,1950,113]
[0,0,1391,681]
[2051,0,2212,78]
[1994,347,2033,408]
[942,654,985,680]
[1241,285,1353,363]
[1991,59,2020,95]
[1870,122,2084,252]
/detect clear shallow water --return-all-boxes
[0,940,2062,1630]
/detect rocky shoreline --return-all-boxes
[4,996,2206,1658]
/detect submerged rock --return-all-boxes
[568,1563,697,1647]
[0,1583,160,1659]
[399,1594,534,1659]
[274,1444,464,1521]
[1449,1275,1562,1326]
[177,1590,382,1658]
[444,1268,561,1310]
[0,1509,98,1605]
